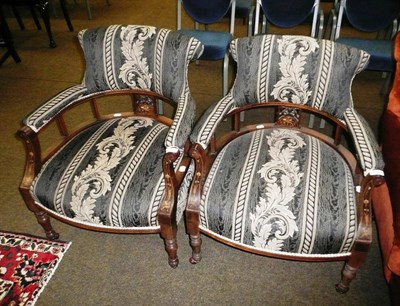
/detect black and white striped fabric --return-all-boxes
[191,34,385,257]
[191,34,384,174]
[200,128,356,257]
[32,118,171,229]
[24,25,203,149]
[29,25,203,229]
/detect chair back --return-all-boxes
[180,0,233,25]
[235,0,252,18]
[229,34,370,119]
[79,25,203,102]
[254,0,321,37]
[259,0,317,28]
[177,0,236,96]
[334,0,400,40]
[344,0,400,33]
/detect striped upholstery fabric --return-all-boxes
[199,128,356,256]
[191,34,384,174]
[192,35,370,145]
[24,25,203,149]
[191,34,385,257]
[32,118,171,229]
[29,25,204,229]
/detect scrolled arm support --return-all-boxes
[158,150,181,217]
[16,126,42,189]
[158,149,181,268]
[185,143,208,264]
[187,144,207,214]
[357,175,385,242]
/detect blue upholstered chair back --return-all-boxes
[235,0,252,19]
[229,35,370,119]
[177,0,235,95]
[259,0,316,28]
[332,0,400,72]
[344,0,400,32]
[180,0,232,24]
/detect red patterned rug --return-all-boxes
[0,231,71,305]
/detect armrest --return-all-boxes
[164,92,196,150]
[190,94,235,148]
[23,84,88,132]
[344,108,385,176]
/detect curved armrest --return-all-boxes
[23,84,88,132]
[344,108,385,176]
[164,92,196,149]
[190,94,235,148]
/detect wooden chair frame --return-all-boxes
[186,102,384,292]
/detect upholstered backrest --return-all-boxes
[345,0,400,32]
[229,34,370,119]
[260,0,316,28]
[79,25,203,102]
[181,0,232,24]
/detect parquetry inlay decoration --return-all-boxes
[71,118,153,223]
[119,25,156,89]
[271,36,319,104]
[250,129,304,251]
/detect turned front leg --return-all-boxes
[164,237,179,268]
[189,234,202,264]
[336,263,357,293]
[34,210,60,240]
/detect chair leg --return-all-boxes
[380,72,394,99]
[59,0,73,31]
[34,210,60,240]
[11,6,25,30]
[335,240,371,293]
[35,1,56,48]
[19,187,60,239]
[189,234,202,264]
[1,41,21,65]
[1,14,21,65]
[336,262,358,293]
[186,209,202,264]
[159,219,179,268]
[85,0,92,20]
[0,47,20,65]
[29,5,42,30]
[163,236,179,268]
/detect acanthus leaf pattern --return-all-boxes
[271,36,319,104]
[70,118,153,224]
[250,129,305,251]
[119,25,156,89]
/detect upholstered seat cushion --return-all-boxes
[31,116,183,230]
[199,128,357,257]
